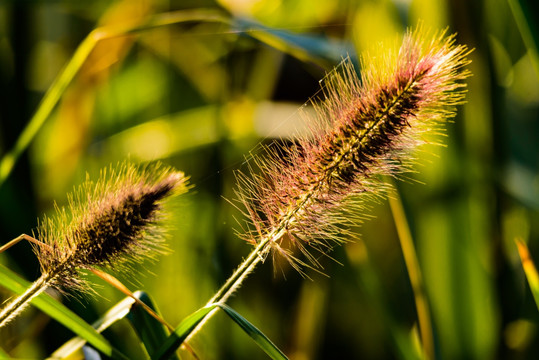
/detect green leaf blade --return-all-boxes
[0,264,128,360]
[51,295,137,359]
[217,303,288,360]
[154,303,288,360]
[126,291,179,360]
[155,305,216,360]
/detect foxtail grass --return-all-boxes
[0,162,187,328]
[182,26,471,347]
[235,28,471,272]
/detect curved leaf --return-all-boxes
[234,17,354,70]
[126,292,179,360]
[218,303,288,360]
[154,303,287,360]
[50,295,136,359]
[155,305,215,360]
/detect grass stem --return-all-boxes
[0,274,49,327]
[388,180,435,360]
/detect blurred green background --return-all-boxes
[0,0,538,359]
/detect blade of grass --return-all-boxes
[52,291,192,360]
[218,303,288,360]
[0,264,128,360]
[234,18,352,70]
[155,305,215,360]
[515,238,539,310]
[90,269,173,332]
[50,296,136,359]
[154,303,288,360]
[0,9,230,188]
[126,292,180,360]
[388,179,435,360]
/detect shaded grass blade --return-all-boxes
[50,295,137,359]
[155,305,215,360]
[155,303,288,360]
[235,18,353,70]
[0,264,128,360]
[126,292,179,360]
[218,303,288,360]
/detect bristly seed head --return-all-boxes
[35,161,188,291]
[235,27,472,273]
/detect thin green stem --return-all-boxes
[0,234,53,328]
[207,239,268,305]
[388,179,434,360]
[0,273,50,327]
[182,235,272,347]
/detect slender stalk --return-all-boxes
[0,234,54,328]
[207,239,269,305]
[0,274,50,327]
[183,235,272,345]
[388,181,434,360]
[0,234,45,253]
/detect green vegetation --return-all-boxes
[0,1,538,359]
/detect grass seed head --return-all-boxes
[236,27,472,272]
[35,161,188,291]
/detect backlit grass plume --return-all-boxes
[194,28,472,321]
[0,162,187,328]
[178,29,473,348]
[235,28,471,273]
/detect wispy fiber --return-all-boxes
[0,162,187,327]
[235,28,471,272]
